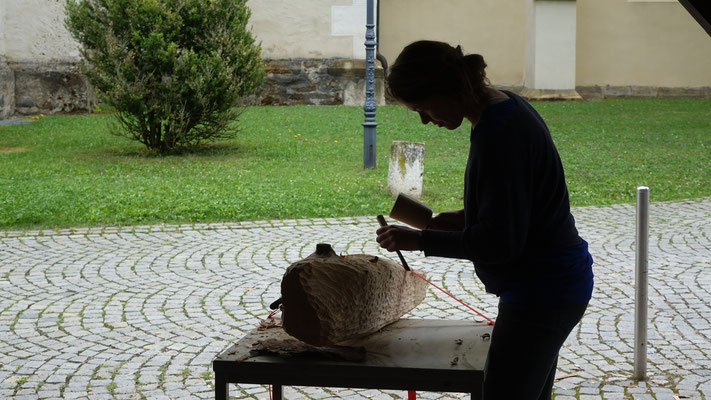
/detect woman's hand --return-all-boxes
[376,224,422,252]
[427,209,465,231]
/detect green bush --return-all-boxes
[65,0,264,154]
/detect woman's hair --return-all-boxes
[386,40,489,107]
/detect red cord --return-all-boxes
[409,270,495,325]
[267,307,280,319]
[408,390,417,399]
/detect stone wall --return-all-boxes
[0,57,383,118]
[247,58,385,106]
[7,61,95,116]
[576,85,711,100]
[0,58,14,119]
[5,59,711,119]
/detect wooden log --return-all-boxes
[281,243,427,346]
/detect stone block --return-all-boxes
[575,85,604,100]
[388,140,425,198]
[343,75,385,107]
[326,59,384,79]
[519,87,583,101]
[280,244,427,346]
[627,86,660,98]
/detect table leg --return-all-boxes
[272,384,283,400]
[214,373,228,400]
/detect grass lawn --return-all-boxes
[1,98,709,230]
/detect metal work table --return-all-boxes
[213,319,493,399]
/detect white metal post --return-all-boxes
[634,186,649,381]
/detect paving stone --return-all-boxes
[1,198,710,399]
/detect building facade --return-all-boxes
[1,0,709,118]
[379,0,711,99]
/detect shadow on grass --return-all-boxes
[91,141,254,160]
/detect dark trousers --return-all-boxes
[482,301,588,400]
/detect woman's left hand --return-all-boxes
[376,224,422,252]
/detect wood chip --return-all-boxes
[258,318,282,330]
[554,372,579,381]
[250,338,366,362]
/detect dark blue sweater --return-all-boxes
[420,91,593,305]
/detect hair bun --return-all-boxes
[461,54,487,88]
[463,54,485,67]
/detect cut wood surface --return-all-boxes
[281,244,427,346]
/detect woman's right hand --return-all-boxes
[427,209,465,231]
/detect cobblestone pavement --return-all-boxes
[1,198,709,400]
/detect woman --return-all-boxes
[376,40,594,400]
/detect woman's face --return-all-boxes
[405,95,466,130]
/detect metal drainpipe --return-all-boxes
[376,0,388,74]
[362,0,377,169]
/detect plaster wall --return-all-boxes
[2,0,80,63]
[1,2,15,118]
[0,0,370,62]
[0,1,94,116]
[577,0,711,87]
[523,0,536,90]
[378,0,528,87]
[0,1,6,57]
[249,0,371,60]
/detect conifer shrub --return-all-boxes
[65,0,264,154]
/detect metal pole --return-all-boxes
[362,0,377,169]
[634,186,649,381]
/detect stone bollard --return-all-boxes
[388,141,425,198]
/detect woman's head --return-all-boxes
[386,40,490,120]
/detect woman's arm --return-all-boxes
[427,209,465,231]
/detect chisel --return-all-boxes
[376,215,411,271]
